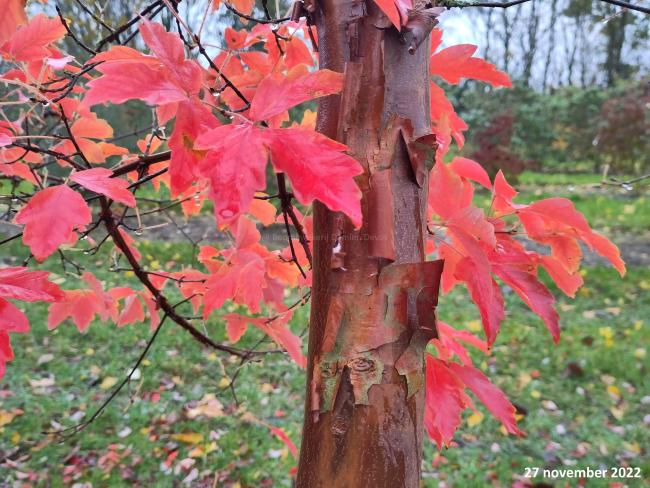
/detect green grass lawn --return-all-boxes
[0,173,648,486]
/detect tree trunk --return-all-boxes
[296,1,442,486]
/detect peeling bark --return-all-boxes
[296,1,442,485]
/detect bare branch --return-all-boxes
[438,0,532,8]
[598,0,650,15]
[222,2,291,24]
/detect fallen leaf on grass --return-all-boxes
[171,432,203,444]
[185,394,223,419]
[100,376,118,390]
[0,408,23,426]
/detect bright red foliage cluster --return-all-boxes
[0,1,624,451]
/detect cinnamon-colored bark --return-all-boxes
[296,1,441,486]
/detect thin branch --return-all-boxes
[222,2,291,24]
[598,0,650,15]
[95,1,163,50]
[101,198,275,358]
[438,0,532,7]
[111,151,172,177]
[598,172,650,188]
[55,4,97,55]
[46,314,169,439]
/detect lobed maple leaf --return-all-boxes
[425,355,521,449]
[428,29,510,160]
[433,321,489,366]
[223,312,306,368]
[429,29,512,87]
[70,168,136,207]
[15,185,92,261]
[202,218,301,315]
[196,121,363,227]
[0,13,65,62]
[0,267,62,379]
[54,114,128,164]
[168,100,220,196]
[48,272,115,332]
[85,19,202,107]
[0,0,27,45]
[249,69,344,122]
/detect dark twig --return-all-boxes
[45,314,169,439]
[55,4,97,55]
[277,174,307,278]
[598,0,650,14]
[222,2,291,24]
[101,197,275,358]
[96,1,163,50]
[438,0,532,7]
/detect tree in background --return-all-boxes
[447,1,648,174]
[0,0,638,485]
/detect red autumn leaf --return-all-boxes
[254,311,306,368]
[197,123,268,225]
[449,157,492,189]
[229,0,255,15]
[447,207,496,249]
[0,267,62,303]
[430,30,511,87]
[197,124,363,227]
[48,290,105,332]
[538,235,583,274]
[203,252,266,316]
[492,262,560,342]
[248,198,277,226]
[116,293,145,327]
[428,160,473,220]
[0,331,14,378]
[1,13,65,62]
[70,168,136,207]
[372,0,412,30]
[580,230,626,277]
[14,185,91,261]
[516,198,625,277]
[168,100,220,196]
[0,270,61,333]
[435,321,489,366]
[138,19,202,94]
[447,362,522,436]
[249,69,344,122]
[0,299,29,334]
[52,114,128,164]
[0,0,27,45]
[430,83,468,149]
[0,267,62,379]
[284,37,314,69]
[268,426,298,458]
[224,314,248,343]
[85,20,202,107]
[201,219,298,312]
[539,255,584,298]
[453,222,504,344]
[424,356,473,449]
[266,127,363,227]
[223,312,306,367]
[455,257,504,346]
[492,170,519,215]
[48,273,115,333]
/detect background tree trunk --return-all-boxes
[296,1,441,486]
